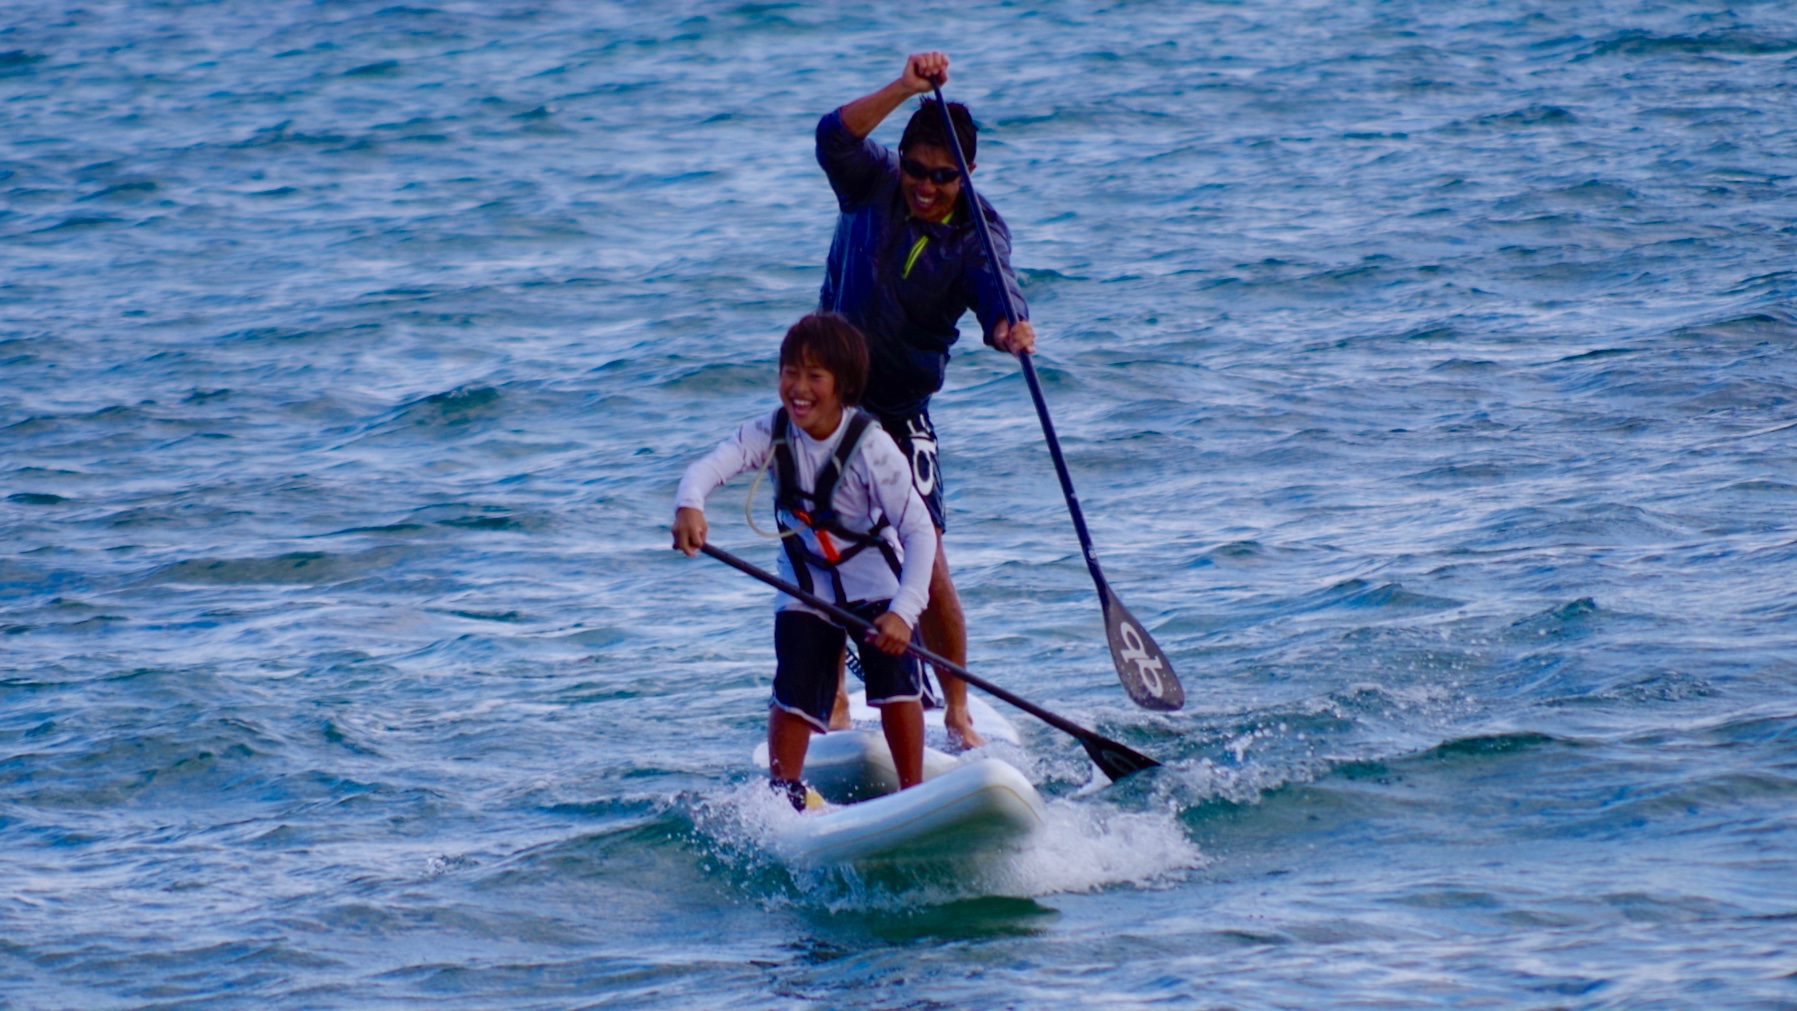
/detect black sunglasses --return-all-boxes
[901,158,961,185]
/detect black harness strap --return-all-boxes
[771,407,904,606]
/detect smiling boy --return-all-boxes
[815,51,1037,747]
[673,313,937,806]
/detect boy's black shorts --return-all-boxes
[771,602,923,731]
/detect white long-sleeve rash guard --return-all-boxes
[675,408,937,629]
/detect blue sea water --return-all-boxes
[4,0,1796,1006]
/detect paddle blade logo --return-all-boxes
[1105,600,1184,711]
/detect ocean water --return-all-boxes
[4,0,1796,1007]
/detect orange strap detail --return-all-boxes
[793,511,841,564]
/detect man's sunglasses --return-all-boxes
[901,158,961,185]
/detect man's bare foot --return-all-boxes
[944,705,986,750]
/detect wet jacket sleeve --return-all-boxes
[674,414,774,514]
[815,108,892,210]
[966,202,1030,345]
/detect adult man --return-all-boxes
[815,51,1037,747]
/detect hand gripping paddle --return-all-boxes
[927,83,1185,712]
[700,544,1160,782]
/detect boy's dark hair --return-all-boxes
[899,98,977,164]
[779,312,869,406]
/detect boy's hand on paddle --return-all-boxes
[868,611,912,656]
[901,52,949,94]
[671,506,707,556]
[993,319,1036,355]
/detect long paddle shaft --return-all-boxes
[927,84,1185,712]
[699,543,1159,782]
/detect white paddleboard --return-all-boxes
[753,729,959,803]
[777,758,1046,866]
[749,688,1042,865]
[751,690,1023,803]
[846,690,1022,746]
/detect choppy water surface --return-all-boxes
[4,1,1796,1006]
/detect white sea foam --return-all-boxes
[976,798,1205,896]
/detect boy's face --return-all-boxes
[898,143,962,222]
[779,354,843,437]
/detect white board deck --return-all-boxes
[753,729,960,803]
[846,690,1021,746]
[751,687,1023,803]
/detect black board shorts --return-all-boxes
[874,408,946,533]
[772,602,923,731]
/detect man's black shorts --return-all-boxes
[874,408,945,532]
[771,602,923,731]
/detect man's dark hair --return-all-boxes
[899,98,977,164]
[779,312,869,406]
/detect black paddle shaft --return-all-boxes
[698,543,1160,782]
[926,85,1185,712]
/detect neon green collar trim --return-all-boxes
[901,212,955,279]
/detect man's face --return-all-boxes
[898,143,963,221]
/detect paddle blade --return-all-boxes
[1103,593,1185,711]
[1081,733,1161,782]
